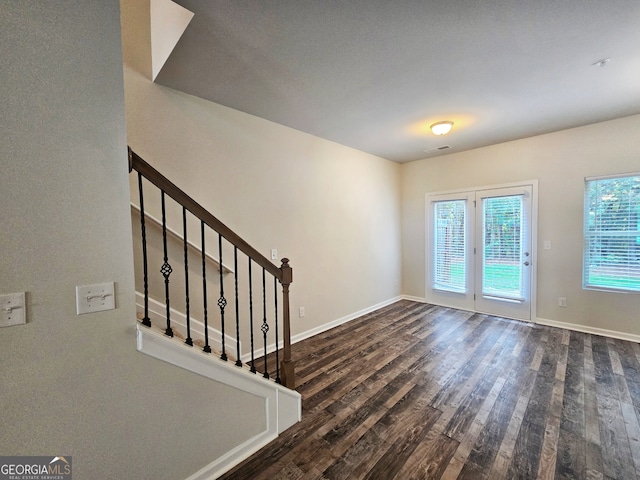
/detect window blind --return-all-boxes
[584,174,640,292]
[433,200,466,293]
[482,195,524,299]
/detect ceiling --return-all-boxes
[155,0,640,163]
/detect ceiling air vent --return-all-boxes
[424,145,451,154]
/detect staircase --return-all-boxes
[128,148,301,479]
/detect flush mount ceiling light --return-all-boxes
[430,121,454,135]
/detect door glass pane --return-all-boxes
[433,200,466,293]
[482,195,523,299]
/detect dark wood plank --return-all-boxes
[583,334,606,480]
[506,327,563,479]
[538,351,569,478]
[398,429,460,480]
[560,332,585,438]
[322,385,440,479]
[443,321,523,441]
[463,325,541,475]
[457,459,490,480]
[555,428,586,479]
[591,335,637,480]
[362,403,442,479]
[218,300,640,480]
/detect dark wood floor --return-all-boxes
[220,300,640,480]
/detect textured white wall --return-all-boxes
[1,2,264,479]
[402,115,640,337]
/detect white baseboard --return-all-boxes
[290,296,403,345]
[401,295,428,303]
[239,296,404,364]
[401,295,640,343]
[535,317,640,344]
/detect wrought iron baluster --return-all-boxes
[218,233,228,361]
[261,268,269,379]
[137,173,151,327]
[248,259,256,373]
[160,191,173,337]
[274,276,281,384]
[129,150,297,387]
[201,221,211,353]
[183,207,193,346]
[234,247,242,367]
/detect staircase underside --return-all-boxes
[136,324,301,479]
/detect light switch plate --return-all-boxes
[76,282,115,315]
[1,292,26,327]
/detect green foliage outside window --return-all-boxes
[584,174,640,292]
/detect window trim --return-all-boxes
[432,198,467,294]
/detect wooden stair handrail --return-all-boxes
[129,148,295,388]
[129,148,282,280]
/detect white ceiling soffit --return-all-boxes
[150,0,194,81]
[154,1,640,162]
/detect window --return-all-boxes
[482,195,524,300]
[433,199,466,293]
[584,173,640,292]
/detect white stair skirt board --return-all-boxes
[136,292,240,357]
[137,325,301,480]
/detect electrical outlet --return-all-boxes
[299,306,305,318]
[0,292,26,327]
[543,240,551,250]
[76,283,115,315]
[558,297,567,307]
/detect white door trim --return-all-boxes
[425,180,538,322]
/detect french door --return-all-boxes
[426,184,534,321]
